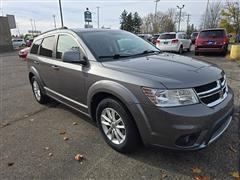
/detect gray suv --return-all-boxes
[27,28,234,153]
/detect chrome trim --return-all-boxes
[206,92,227,107]
[209,116,232,144]
[44,87,88,109]
[197,81,220,96]
[47,93,90,117]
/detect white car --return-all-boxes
[12,39,26,49]
[156,32,192,54]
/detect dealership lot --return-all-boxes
[0,51,239,179]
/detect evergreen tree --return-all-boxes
[120,10,128,30]
[126,12,133,32]
[132,12,142,34]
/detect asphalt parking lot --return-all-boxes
[0,50,239,180]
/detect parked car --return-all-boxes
[138,34,152,42]
[27,28,233,153]
[156,32,192,54]
[195,28,229,55]
[151,34,160,44]
[12,38,26,49]
[19,47,30,59]
[191,32,199,44]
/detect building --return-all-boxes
[0,16,13,52]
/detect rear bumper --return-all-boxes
[157,44,179,52]
[130,87,234,150]
[195,45,227,53]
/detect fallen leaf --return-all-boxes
[73,122,78,125]
[24,115,29,118]
[44,147,49,150]
[160,169,167,179]
[59,129,66,135]
[192,167,202,174]
[0,122,10,128]
[48,153,53,157]
[230,171,240,179]
[74,154,85,162]
[63,137,69,141]
[7,162,14,167]
[29,119,34,122]
[194,175,210,180]
[229,145,237,153]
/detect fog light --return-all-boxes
[175,132,200,147]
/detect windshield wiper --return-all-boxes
[98,54,130,59]
[141,50,161,55]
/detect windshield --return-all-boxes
[199,30,225,38]
[79,30,160,61]
[159,34,176,39]
[192,33,198,37]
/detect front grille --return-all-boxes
[194,75,228,107]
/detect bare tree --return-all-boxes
[200,2,222,29]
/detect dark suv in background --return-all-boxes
[27,28,234,153]
[195,28,229,55]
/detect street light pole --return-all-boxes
[53,14,56,29]
[30,19,34,36]
[97,6,100,28]
[177,5,185,32]
[58,0,64,27]
[154,0,160,32]
[203,0,209,29]
[33,19,36,32]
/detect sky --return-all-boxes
[0,0,229,35]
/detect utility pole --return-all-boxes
[186,14,190,34]
[53,14,56,29]
[58,0,64,27]
[204,0,209,29]
[30,19,34,36]
[154,0,160,33]
[33,19,36,32]
[177,5,185,32]
[97,6,100,28]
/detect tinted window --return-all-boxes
[199,30,225,38]
[159,34,176,39]
[56,35,80,59]
[30,39,42,54]
[80,31,159,61]
[39,36,55,57]
[191,32,198,38]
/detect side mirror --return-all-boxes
[62,50,87,65]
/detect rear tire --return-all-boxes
[96,98,140,153]
[195,51,199,56]
[187,44,191,52]
[178,45,183,54]
[31,76,49,104]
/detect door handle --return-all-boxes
[51,65,59,70]
[33,60,39,64]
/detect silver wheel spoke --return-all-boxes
[114,118,122,124]
[106,127,112,135]
[116,129,124,139]
[106,109,112,119]
[114,130,121,143]
[116,125,125,129]
[101,114,111,123]
[110,130,114,140]
[101,120,110,126]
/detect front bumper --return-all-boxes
[131,87,234,150]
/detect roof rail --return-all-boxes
[38,26,68,36]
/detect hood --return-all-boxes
[102,53,223,89]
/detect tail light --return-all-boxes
[171,39,179,44]
[223,36,229,44]
[156,39,160,45]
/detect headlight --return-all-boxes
[142,87,199,107]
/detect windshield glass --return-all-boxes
[199,30,225,38]
[79,30,160,61]
[159,34,176,39]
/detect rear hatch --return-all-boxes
[197,30,226,48]
[157,33,177,46]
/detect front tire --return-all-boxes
[96,98,140,153]
[178,45,183,54]
[31,76,49,104]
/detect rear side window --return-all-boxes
[159,34,176,39]
[39,36,55,57]
[199,30,225,38]
[56,34,80,59]
[30,39,42,54]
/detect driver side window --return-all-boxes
[56,34,80,59]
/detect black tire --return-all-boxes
[96,98,140,153]
[195,51,199,56]
[31,76,49,104]
[187,44,191,52]
[178,45,183,54]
